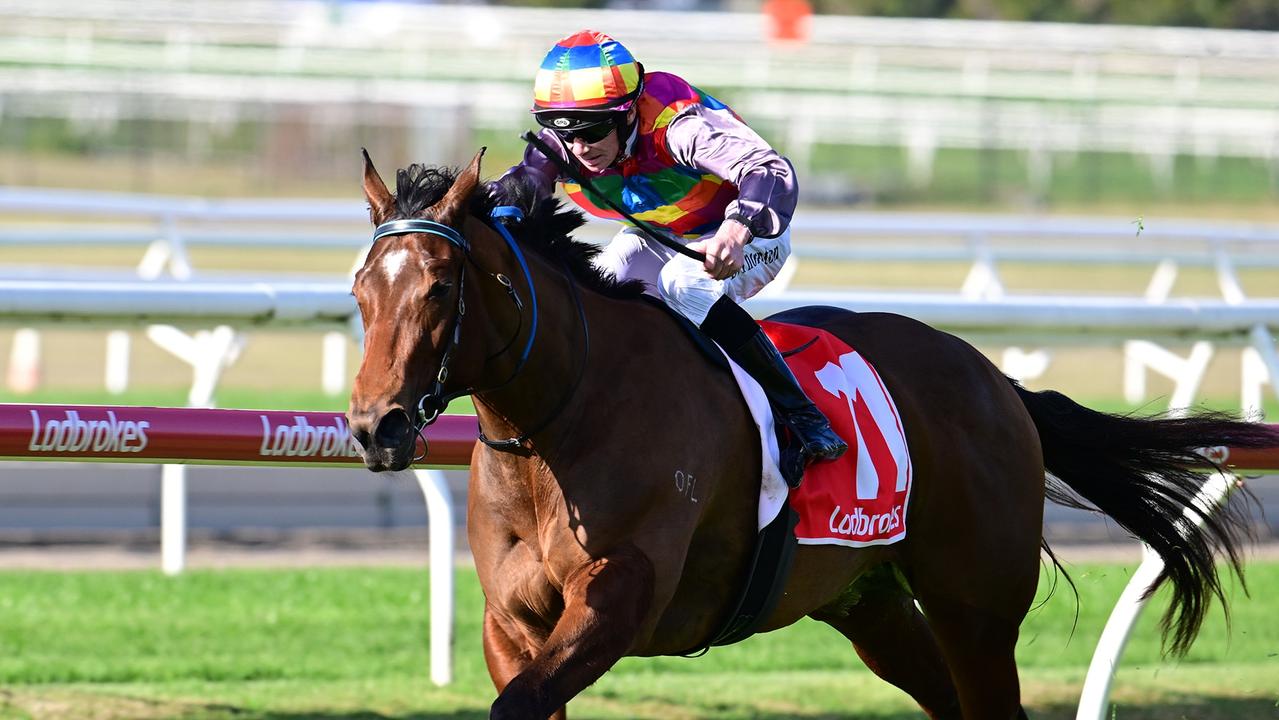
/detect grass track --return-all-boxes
[0,563,1275,719]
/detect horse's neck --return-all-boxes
[467,250,597,450]
[470,262,690,461]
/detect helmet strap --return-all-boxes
[611,110,638,166]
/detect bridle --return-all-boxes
[368,206,589,455]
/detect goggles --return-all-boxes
[535,114,617,145]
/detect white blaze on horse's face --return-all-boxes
[351,148,484,471]
[348,231,465,471]
[350,236,460,403]
[380,247,411,285]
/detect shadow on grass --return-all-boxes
[185,695,1279,720]
[1026,697,1279,720]
[13,690,1273,720]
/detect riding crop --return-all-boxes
[520,130,708,263]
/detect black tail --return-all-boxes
[1011,380,1279,655]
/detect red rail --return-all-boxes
[1205,443,1279,473]
[0,403,1276,472]
[0,404,476,467]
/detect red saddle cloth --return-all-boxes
[762,321,914,547]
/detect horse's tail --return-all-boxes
[1010,379,1279,655]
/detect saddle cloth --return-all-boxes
[727,321,913,547]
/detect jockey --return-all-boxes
[497,29,847,466]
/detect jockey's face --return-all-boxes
[566,108,636,173]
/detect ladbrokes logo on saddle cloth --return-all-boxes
[763,321,913,547]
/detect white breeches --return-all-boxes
[592,226,792,326]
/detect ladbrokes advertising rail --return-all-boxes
[2,403,1276,472]
[0,404,477,467]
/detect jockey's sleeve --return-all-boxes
[664,106,798,239]
[491,128,562,203]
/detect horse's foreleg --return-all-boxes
[484,607,568,720]
[483,605,533,693]
[489,546,655,720]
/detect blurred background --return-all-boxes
[3,0,1278,210]
[1,0,1278,554]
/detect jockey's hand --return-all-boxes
[687,219,750,280]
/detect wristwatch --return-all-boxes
[725,212,755,244]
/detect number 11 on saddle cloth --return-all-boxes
[758,320,913,547]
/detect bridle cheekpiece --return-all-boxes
[369,206,568,455]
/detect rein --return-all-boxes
[369,207,589,454]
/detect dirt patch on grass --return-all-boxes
[0,689,219,720]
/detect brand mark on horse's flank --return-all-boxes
[27,409,150,453]
[259,415,361,458]
[674,470,699,503]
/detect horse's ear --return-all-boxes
[434,147,486,226]
[362,148,395,225]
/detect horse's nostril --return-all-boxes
[374,410,413,449]
[351,427,372,452]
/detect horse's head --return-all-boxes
[347,149,485,471]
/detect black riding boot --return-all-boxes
[701,297,848,475]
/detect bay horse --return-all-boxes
[346,149,1278,720]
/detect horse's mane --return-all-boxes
[390,164,646,300]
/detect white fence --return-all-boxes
[2,277,1277,417]
[9,187,1279,284]
[0,186,371,400]
[6,186,1279,413]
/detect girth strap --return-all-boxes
[681,500,799,656]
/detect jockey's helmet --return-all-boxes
[531,30,644,139]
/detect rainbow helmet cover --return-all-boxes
[532,30,644,118]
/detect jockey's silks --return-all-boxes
[562,72,742,239]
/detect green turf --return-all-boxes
[0,563,1275,718]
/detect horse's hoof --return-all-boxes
[489,689,547,720]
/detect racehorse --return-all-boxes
[346,149,1279,720]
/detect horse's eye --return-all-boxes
[426,281,453,301]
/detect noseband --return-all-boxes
[369,206,588,454]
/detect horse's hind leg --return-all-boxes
[812,565,961,719]
[915,589,1031,719]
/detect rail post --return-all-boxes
[1074,469,1237,719]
